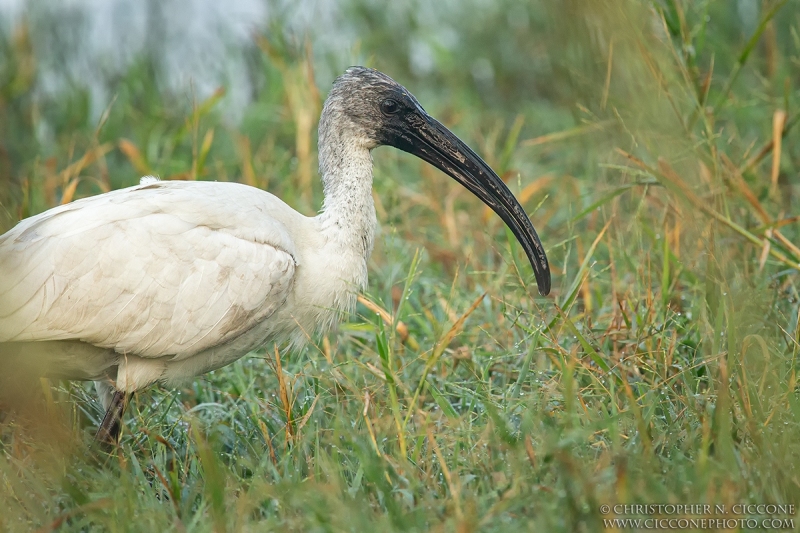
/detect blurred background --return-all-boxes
[3,0,794,224]
[1,0,800,531]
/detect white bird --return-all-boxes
[0,67,550,443]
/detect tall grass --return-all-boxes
[1,0,800,531]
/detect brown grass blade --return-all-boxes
[427,425,462,520]
[235,134,258,188]
[601,38,614,110]
[522,122,608,147]
[617,149,800,269]
[273,344,294,446]
[358,295,417,350]
[773,231,800,262]
[196,128,215,177]
[118,139,151,176]
[295,394,319,433]
[770,109,786,197]
[59,178,80,205]
[58,143,114,183]
[432,292,486,362]
[740,112,798,174]
[721,154,770,224]
[257,418,278,466]
[362,391,382,456]
[404,292,486,428]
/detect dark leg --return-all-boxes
[94,390,130,446]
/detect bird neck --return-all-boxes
[316,123,377,259]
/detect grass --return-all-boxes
[2,0,800,531]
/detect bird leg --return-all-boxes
[94,390,130,446]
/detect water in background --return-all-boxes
[0,0,767,132]
[0,0,356,122]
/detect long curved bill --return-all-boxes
[393,113,551,296]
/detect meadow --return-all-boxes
[1,0,800,531]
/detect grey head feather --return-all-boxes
[318,66,426,150]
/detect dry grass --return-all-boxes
[1,0,800,531]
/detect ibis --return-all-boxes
[0,67,550,443]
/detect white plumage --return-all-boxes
[0,67,549,441]
[0,176,374,394]
[2,180,296,355]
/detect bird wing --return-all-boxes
[0,180,299,359]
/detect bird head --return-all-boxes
[323,66,551,296]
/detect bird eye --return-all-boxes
[380,99,400,115]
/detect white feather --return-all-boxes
[0,69,439,401]
[0,175,376,392]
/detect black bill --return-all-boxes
[390,113,551,296]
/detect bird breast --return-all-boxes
[161,214,372,388]
[279,221,372,344]
[0,179,376,392]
